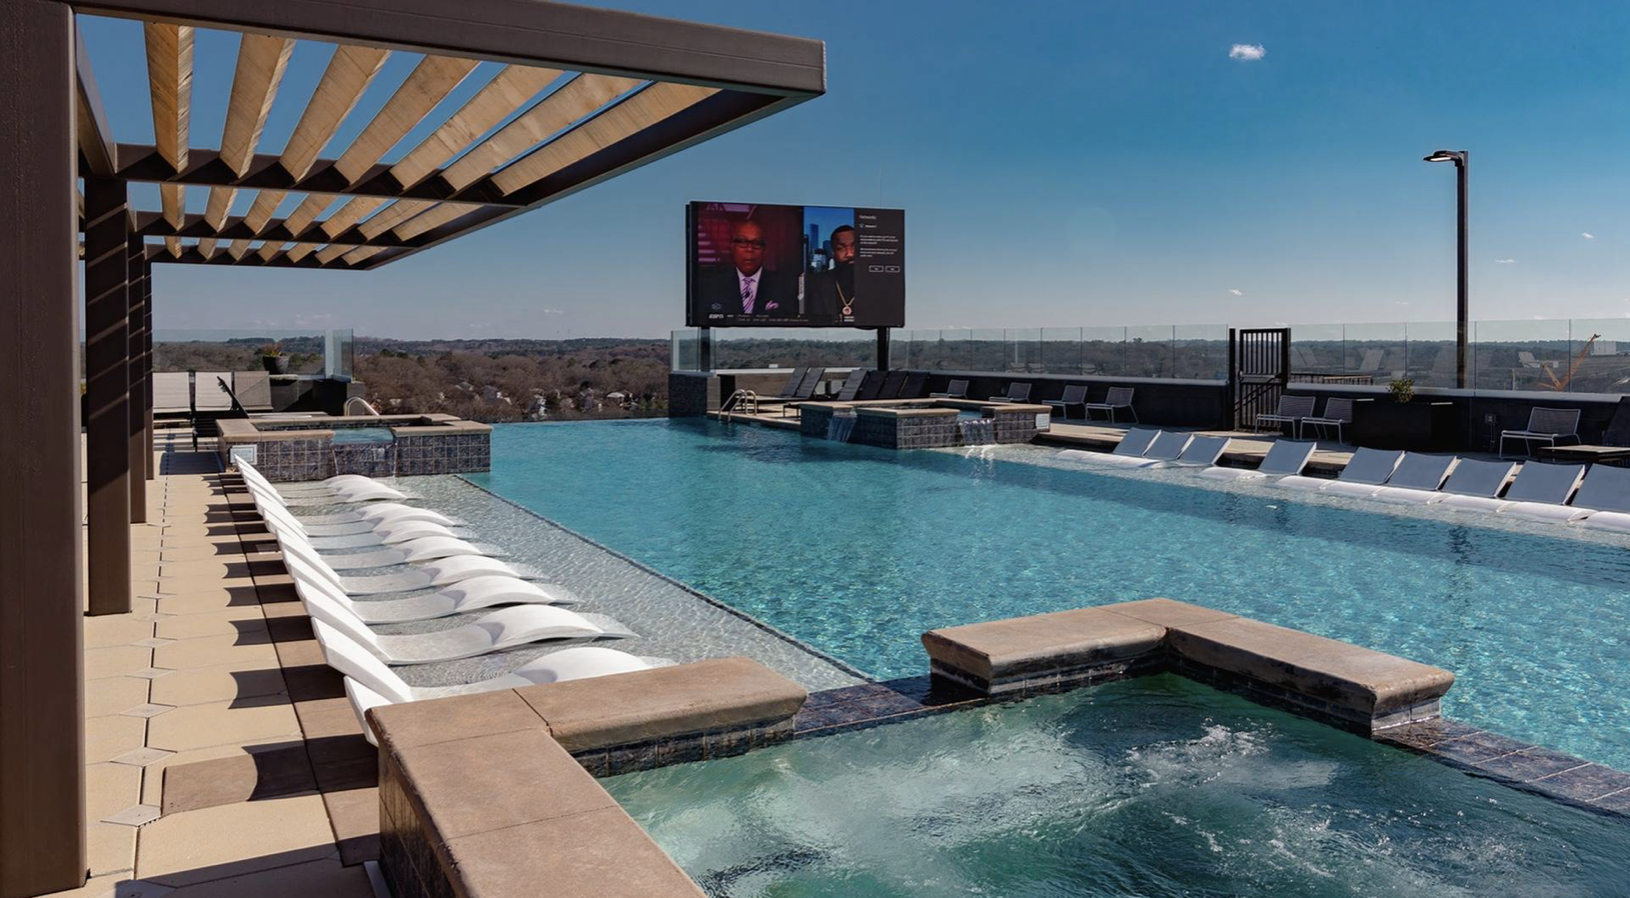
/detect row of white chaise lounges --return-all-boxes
[1058,428,1630,532]
[235,461,667,744]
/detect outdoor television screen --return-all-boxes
[685,202,905,328]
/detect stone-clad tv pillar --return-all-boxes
[84,175,133,616]
[0,3,89,895]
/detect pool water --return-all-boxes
[607,675,1630,898]
[467,420,1630,769]
[330,427,395,444]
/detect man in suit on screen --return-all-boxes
[697,220,797,318]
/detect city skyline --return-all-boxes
[81,0,1630,339]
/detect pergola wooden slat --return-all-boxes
[200,32,293,256]
[143,21,191,256]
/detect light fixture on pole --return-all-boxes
[1424,149,1469,389]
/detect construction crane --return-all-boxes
[1541,333,1601,391]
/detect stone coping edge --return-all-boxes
[921,598,1454,735]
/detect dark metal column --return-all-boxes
[127,238,148,519]
[143,260,155,478]
[875,328,891,370]
[0,3,89,894]
[84,176,133,616]
[1455,154,1470,390]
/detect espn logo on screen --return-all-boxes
[868,265,902,273]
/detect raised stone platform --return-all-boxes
[922,598,1455,734]
[369,658,806,898]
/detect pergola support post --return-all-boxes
[0,3,89,895]
[143,260,155,478]
[83,175,133,616]
[127,237,148,519]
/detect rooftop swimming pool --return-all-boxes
[466,420,1630,769]
[607,675,1630,897]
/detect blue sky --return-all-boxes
[81,1,1630,339]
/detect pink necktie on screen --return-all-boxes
[742,278,755,314]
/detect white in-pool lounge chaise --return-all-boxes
[242,464,413,506]
[1433,459,1520,512]
[1368,454,1460,504]
[1492,462,1589,522]
[242,476,462,531]
[277,536,543,595]
[1576,465,1630,532]
[281,551,577,622]
[1148,435,1231,469]
[1056,427,1161,466]
[296,581,629,664]
[256,498,498,565]
[1277,447,1403,495]
[1067,430,1191,468]
[316,629,658,745]
[1199,439,1316,481]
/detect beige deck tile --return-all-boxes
[153,635,277,670]
[160,544,247,563]
[139,738,298,806]
[136,794,337,886]
[155,608,267,641]
[87,762,144,820]
[148,660,288,707]
[155,587,263,615]
[87,821,137,877]
[86,646,155,680]
[86,676,152,719]
[165,857,371,898]
[87,715,150,764]
[84,616,156,649]
[146,699,301,753]
[34,872,127,898]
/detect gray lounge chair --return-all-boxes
[1255,394,1315,435]
[1578,465,1630,532]
[992,382,1032,403]
[1368,454,1459,504]
[835,369,869,401]
[1056,427,1160,465]
[1500,407,1581,459]
[1084,386,1137,423]
[1498,463,1588,522]
[930,379,969,399]
[1043,385,1088,420]
[1148,435,1231,469]
[1200,439,1315,481]
[1278,447,1403,493]
[1434,459,1520,512]
[1298,397,1355,443]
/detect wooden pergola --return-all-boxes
[0,3,822,895]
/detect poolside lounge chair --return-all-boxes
[240,460,412,505]
[992,382,1031,403]
[1433,459,1520,512]
[1055,427,1161,465]
[152,372,192,415]
[877,370,909,400]
[1368,454,1459,504]
[930,379,969,399]
[297,581,628,664]
[282,550,576,623]
[1576,465,1630,532]
[299,518,465,550]
[233,371,274,411]
[1255,394,1315,435]
[1043,385,1088,420]
[321,627,658,744]
[899,372,929,399]
[258,501,498,568]
[1277,447,1403,493]
[1494,462,1589,522]
[1148,435,1230,469]
[1083,387,1137,423]
[277,535,542,595]
[1298,398,1356,442]
[1500,407,1581,459]
[855,370,888,401]
[835,369,870,402]
[1200,439,1316,481]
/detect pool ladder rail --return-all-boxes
[718,389,759,422]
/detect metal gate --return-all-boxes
[1228,327,1291,430]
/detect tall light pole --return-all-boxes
[1424,149,1469,388]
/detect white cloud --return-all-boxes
[1495,258,1515,264]
[540,308,564,315]
[1228,288,1243,296]
[1582,232,1596,240]
[1229,44,1266,61]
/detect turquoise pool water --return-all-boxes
[467,420,1630,769]
[607,675,1630,898]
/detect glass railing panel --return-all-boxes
[151,329,343,377]
[1473,319,1572,392]
[1400,321,1456,388]
[1338,322,1407,386]
[1554,319,1630,394]
[706,327,877,371]
[1008,328,1044,373]
[1040,327,1083,375]
[1173,324,1229,380]
[1125,325,1176,378]
[1287,323,1345,378]
[967,329,1007,373]
[1082,326,1128,376]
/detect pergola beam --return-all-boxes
[74,0,826,95]
[135,210,435,247]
